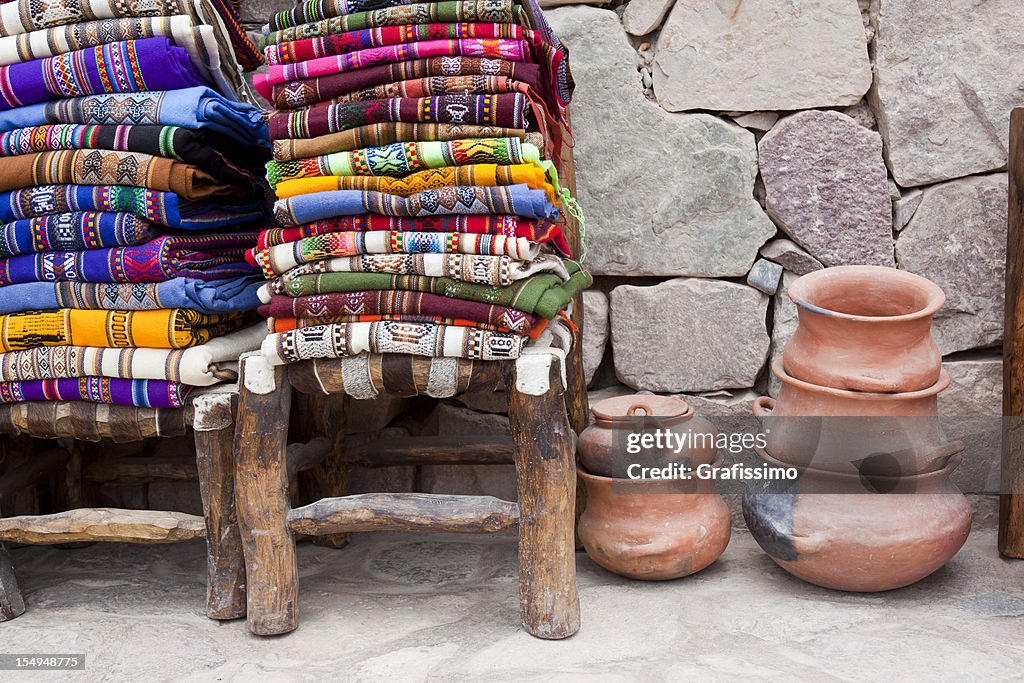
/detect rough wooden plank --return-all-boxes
[0,448,68,500]
[0,545,24,622]
[234,354,298,636]
[83,457,198,484]
[287,493,519,535]
[506,355,581,639]
[1001,107,1024,558]
[194,392,246,621]
[286,437,334,479]
[344,435,515,466]
[0,508,205,544]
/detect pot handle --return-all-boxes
[626,403,655,417]
[752,397,775,417]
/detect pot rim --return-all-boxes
[772,359,951,400]
[788,266,945,323]
[754,444,963,484]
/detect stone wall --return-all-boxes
[235,0,1010,521]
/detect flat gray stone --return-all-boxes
[653,0,871,112]
[769,271,800,397]
[582,290,609,385]
[896,175,1007,355]
[729,112,779,132]
[611,278,769,392]
[623,0,677,36]
[547,7,776,277]
[759,238,823,275]
[871,0,1024,186]
[939,355,1002,417]
[677,389,760,418]
[759,110,894,267]
[746,258,784,295]
[894,188,925,231]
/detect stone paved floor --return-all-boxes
[2,529,1024,681]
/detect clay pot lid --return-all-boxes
[592,393,691,421]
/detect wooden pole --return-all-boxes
[234,354,299,635]
[506,354,580,639]
[1000,107,1024,558]
[293,392,350,549]
[193,392,247,621]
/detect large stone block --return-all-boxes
[611,278,769,392]
[623,0,677,36]
[547,7,775,277]
[653,0,871,112]
[582,290,609,385]
[759,110,894,267]
[896,175,1007,355]
[939,356,1001,417]
[871,0,1024,186]
[768,272,800,397]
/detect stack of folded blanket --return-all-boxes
[0,0,272,409]
[250,0,591,366]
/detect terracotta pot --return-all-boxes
[754,360,950,475]
[743,447,971,592]
[578,393,717,478]
[577,466,731,581]
[784,266,944,393]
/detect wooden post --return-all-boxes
[506,354,580,639]
[293,392,350,549]
[1001,107,1024,558]
[234,354,299,635]
[0,544,24,621]
[193,392,247,621]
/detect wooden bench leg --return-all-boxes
[507,353,580,640]
[294,393,350,550]
[234,354,298,636]
[194,393,246,620]
[0,544,25,621]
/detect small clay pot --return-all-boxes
[578,393,717,478]
[743,447,971,592]
[577,466,731,581]
[784,266,944,393]
[753,362,952,475]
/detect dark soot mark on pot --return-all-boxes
[742,478,799,562]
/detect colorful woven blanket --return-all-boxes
[269,56,540,109]
[260,289,538,333]
[0,276,263,315]
[0,212,155,257]
[261,259,592,320]
[0,185,268,230]
[0,16,238,96]
[262,319,526,365]
[272,185,556,225]
[0,324,264,385]
[0,149,239,200]
[251,231,539,276]
[257,214,568,255]
[0,232,258,286]
[0,0,262,73]
[264,23,532,66]
[0,88,269,147]
[274,163,551,199]
[0,308,246,352]
[268,314,510,333]
[267,92,526,140]
[306,75,531,109]
[0,38,205,111]
[0,124,267,188]
[261,252,568,286]
[260,1,516,46]
[0,377,189,408]
[272,123,542,161]
[265,137,546,185]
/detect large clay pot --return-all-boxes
[577,466,731,580]
[754,360,950,475]
[784,266,944,393]
[578,393,717,478]
[743,447,971,592]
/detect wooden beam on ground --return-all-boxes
[343,435,515,466]
[84,457,198,485]
[0,508,205,544]
[287,493,519,535]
